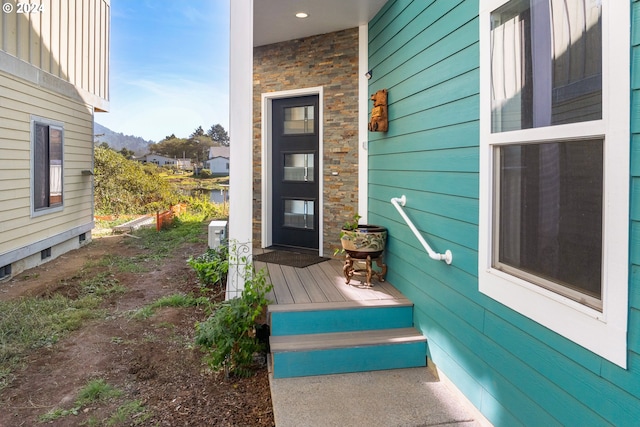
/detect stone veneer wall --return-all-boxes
[253,28,360,255]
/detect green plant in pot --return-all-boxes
[337,213,387,259]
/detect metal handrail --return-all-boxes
[390,195,453,265]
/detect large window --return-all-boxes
[32,118,64,214]
[479,0,629,367]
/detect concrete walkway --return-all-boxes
[270,367,489,427]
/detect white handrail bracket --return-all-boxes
[390,195,453,265]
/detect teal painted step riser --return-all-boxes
[272,342,426,378]
[270,306,414,336]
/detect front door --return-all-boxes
[271,95,319,250]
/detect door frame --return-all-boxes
[261,86,324,255]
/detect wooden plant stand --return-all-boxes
[343,253,387,287]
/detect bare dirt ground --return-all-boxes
[0,226,274,426]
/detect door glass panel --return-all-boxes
[284,106,315,134]
[283,199,314,229]
[284,153,314,182]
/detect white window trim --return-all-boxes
[478,0,629,368]
[30,115,65,218]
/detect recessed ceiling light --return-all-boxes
[295,12,308,18]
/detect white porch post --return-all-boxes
[358,24,369,223]
[227,0,253,299]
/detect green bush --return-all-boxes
[187,246,229,287]
[183,196,226,220]
[194,267,272,377]
[199,169,213,179]
[94,147,179,215]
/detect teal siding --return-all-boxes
[368,1,640,425]
[269,305,414,336]
[271,341,426,378]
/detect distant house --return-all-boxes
[0,1,110,280]
[208,146,230,159]
[205,147,230,176]
[176,158,192,171]
[205,157,229,176]
[140,154,176,167]
[139,154,192,170]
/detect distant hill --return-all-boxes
[94,123,154,156]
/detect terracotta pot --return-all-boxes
[340,225,387,259]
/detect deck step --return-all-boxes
[268,299,414,336]
[270,328,426,378]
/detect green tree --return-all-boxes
[94,147,178,215]
[151,132,215,163]
[188,134,214,163]
[207,124,229,146]
[150,135,189,159]
[119,147,135,159]
[190,126,205,138]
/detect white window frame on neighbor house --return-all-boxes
[478,0,630,368]
[261,86,325,254]
[31,116,64,217]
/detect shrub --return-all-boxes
[94,147,179,215]
[194,266,272,377]
[184,195,226,220]
[199,169,213,179]
[187,246,229,287]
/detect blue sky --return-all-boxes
[96,0,230,142]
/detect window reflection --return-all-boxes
[283,199,314,229]
[284,106,315,134]
[495,139,603,309]
[490,0,602,132]
[284,153,314,182]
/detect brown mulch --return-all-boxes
[0,228,275,426]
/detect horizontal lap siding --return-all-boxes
[0,71,94,255]
[368,0,640,425]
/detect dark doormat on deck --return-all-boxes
[253,250,330,269]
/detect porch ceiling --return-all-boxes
[253,0,387,47]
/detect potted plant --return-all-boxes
[337,214,387,259]
[337,214,388,286]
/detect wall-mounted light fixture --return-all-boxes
[365,70,373,80]
[295,12,308,18]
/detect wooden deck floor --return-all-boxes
[254,249,406,307]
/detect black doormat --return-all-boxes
[253,250,330,268]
